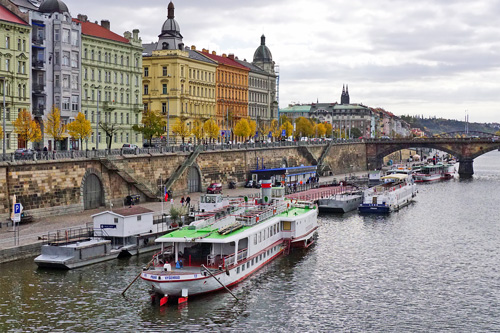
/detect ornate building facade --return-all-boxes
[0,0,30,151]
[142,2,217,144]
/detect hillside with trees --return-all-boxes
[400,115,500,136]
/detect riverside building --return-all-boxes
[0,0,30,151]
[142,2,217,145]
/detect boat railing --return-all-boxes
[236,202,288,226]
[41,222,94,246]
[223,248,248,268]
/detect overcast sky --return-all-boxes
[63,0,500,123]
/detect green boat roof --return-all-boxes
[158,206,313,242]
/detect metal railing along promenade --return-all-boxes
[1,139,365,163]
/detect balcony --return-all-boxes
[133,104,143,113]
[102,101,116,111]
[32,37,44,46]
[33,106,45,118]
[32,60,45,69]
[32,83,45,94]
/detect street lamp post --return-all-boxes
[166,97,170,148]
[1,77,6,159]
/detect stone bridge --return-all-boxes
[366,137,500,177]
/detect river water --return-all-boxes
[1,151,499,332]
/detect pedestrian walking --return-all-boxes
[180,196,185,206]
[186,196,191,207]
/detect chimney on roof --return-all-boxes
[132,29,139,40]
[212,51,216,55]
[101,20,110,30]
[191,45,196,50]
[95,21,98,24]
[228,54,235,60]
[222,53,227,58]
[77,14,88,22]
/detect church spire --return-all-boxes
[168,1,175,19]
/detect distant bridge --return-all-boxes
[365,133,500,178]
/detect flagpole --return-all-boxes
[161,178,164,216]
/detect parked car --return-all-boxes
[254,180,262,189]
[14,148,35,160]
[122,143,138,153]
[206,183,222,194]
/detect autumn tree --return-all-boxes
[0,124,3,139]
[325,123,333,137]
[13,109,41,148]
[248,119,257,140]
[270,119,281,139]
[234,118,251,140]
[44,106,67,150]
[172,117,191,144]
[67,112,92,148]
[203,119,219,143]
[280,120,294,137]
[191,119,204,144]
[314,123,326,138]
[132,109,165,146]
[295,117,314,139]
[99,121,121,150]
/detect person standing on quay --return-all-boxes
[186,196,191,207]
[181,196,185,206]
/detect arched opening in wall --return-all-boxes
[83,173,104,210]
[188,166,201,193]
[282,158,288,168]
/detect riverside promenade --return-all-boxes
[0,172,369,262]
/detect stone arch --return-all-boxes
[187,165,201,193]
[81,168,107,210]
[281,157,288,168]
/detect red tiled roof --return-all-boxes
[0,5,28,26]
[73,18,130,44]
[199,51,249,71]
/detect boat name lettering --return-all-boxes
[165,275,181,280]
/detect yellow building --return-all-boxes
[142,2,216,144]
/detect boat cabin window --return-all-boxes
[247,262,250,269]
[237,267,240,274]
[254,235,257,245]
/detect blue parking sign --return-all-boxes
[14,203,21,214]
[282,129,286,136]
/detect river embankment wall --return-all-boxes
[0,143,367,219]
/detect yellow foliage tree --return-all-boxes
[67,112,92,148]
[280,121,294,138]
[234,118,251,140]
[295,117,314,138]
[172,117,191,144]
[191,119,204,144]
[248,119,257,140]
[44,106,67,149]
[325,123,333,137]
[314,123,326,137]
[270,119,280,139]
[13,109,41,147]
[203,119,219,143]
[0,124,3,139]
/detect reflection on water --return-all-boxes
[1,152,499,331]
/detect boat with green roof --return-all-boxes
[140,180,318,304]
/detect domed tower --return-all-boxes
[156,2,184,51]
[253,35,275,74]
[38,0,69,13]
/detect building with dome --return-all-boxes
[236,35,277,130]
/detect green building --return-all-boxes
[77,14,143,150]
[0,1,30,152]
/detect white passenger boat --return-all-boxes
[140,180,318,304]
[414,164,447,182]
[317,191,364,213]
[358,173,417,214]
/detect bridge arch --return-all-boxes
[81,168,107,210]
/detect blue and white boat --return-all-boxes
[358,173,417,214]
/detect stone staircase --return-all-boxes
[316,141,334,176]
[164,145,203,192]
[100,158,158,200]
[298,145,318,166]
